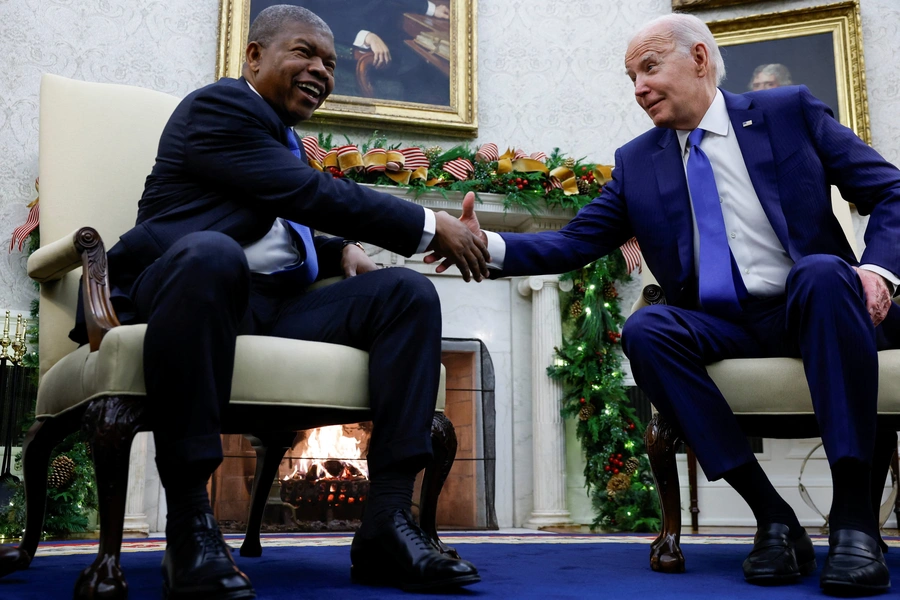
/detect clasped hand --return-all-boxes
[425,192,490,282]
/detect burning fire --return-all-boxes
[283,425,369,482]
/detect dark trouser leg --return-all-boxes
[786,255,879,536]
[621,304,760,480]
[131,231,250,489]
[268,268,441,477]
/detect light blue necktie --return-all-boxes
[687,128,743,317]
[280,127,318,285]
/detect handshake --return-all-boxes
[424,192,490,282]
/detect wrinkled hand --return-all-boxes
[424,192,489,281]
[854,267,892,326]
[365,33,392,68]
[342,243,379,278]
[434,4,450,19]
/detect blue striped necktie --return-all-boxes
[686,128,743,317]
[281,127,318,285]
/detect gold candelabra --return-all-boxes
[1,311,27,366]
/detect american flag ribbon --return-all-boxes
[619,237,642,274]
[399,147,429,169]
[10,199,39,253]
[442,158,475,180]
[475,143,499,162]
[300,136,326,162]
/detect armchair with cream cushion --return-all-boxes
[0,74,457,599]
[633,189,900,573]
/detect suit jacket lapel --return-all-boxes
[723,91,793,259]
[652,129,694,281]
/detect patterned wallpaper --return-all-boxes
[1,0,898,313]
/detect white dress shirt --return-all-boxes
[242,81,435,273]
[486,89,898,295]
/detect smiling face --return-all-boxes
[244,20,336,125]
[624,24,716,130]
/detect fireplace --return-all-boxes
[210,339,497,532]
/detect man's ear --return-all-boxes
[692,42,710,78]
[245,42,263,72]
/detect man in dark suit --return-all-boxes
[431,13,900,597]
[91,5,486,598]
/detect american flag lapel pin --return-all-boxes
[742,120,753,127]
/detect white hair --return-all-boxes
[630,13,726,85]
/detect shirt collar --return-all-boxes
[676,88,729,155]
[246,80,262,98]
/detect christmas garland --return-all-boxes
[302,133,659,531]
[548,258,660,532]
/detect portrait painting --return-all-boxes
[707,1,870,143]
[217,0,478,136]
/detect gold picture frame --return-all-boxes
[216,0,478,137]
[673,0,765,11]
[708,1,870,144]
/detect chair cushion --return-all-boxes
[36,324,446,418]
[707,350,900,415]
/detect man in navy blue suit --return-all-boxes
[431,13,900,596]
[94,5,486,598]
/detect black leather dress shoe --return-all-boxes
[743,523,816,585]
[351,509,480,592]
[161,511,256,600]
[821,529,890,596]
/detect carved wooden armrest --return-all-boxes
[631,284,668,313]
[27,227,120,352]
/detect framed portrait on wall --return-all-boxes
[217,0,478,137]
[707,1,870,143]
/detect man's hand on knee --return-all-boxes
[854,267,892,326]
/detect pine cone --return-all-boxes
[424,146,444,163]
[606,472,631,497]
[603,281,618,299]
[577,179,591,195]
[624,456,640,475]
[563,157,576,169]
[569,299,583,319]
[49,455,76,489]
[579,403,595,421]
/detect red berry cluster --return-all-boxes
[606,331,622,343]
[579,166,595,183]
[624,421,636,432]
[326,166,344,178]
[605,453,625,474]
[514,177,527,190]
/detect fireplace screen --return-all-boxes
[212,339,497,532]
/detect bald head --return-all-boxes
[624,14,721,129]
[629,14,725,86]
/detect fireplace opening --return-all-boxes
[212,339,496,532]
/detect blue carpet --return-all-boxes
[3,535,900,599]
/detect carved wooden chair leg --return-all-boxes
[74,396,147,600]
[240,431,297,558]
[0,408,83,577]
[418,412,460,559]
[645,412,685,574]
